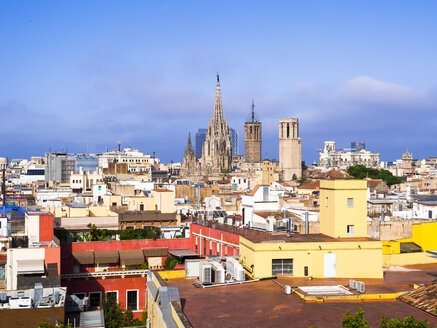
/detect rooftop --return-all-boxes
[244,233,375,243]
[165,264,437,328]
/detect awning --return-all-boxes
[119,250,145,266]
[94,251,119,264]
[168,249,199,259]
[142,248,168,257]
[17,259,45,274]
[73,251,95,265]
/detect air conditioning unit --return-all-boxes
[356,281,365,293]
[211,261,225,284]
[199,263,212,285]
[349,280,357,290]
[226,257,246,281]
[185,260,201,278]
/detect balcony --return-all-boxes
[61,268,149,280]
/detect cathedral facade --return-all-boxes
[182,75,232,176]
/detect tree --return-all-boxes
[164,256,178,269]
[342,308,370,328]
[102,293,125,328]
[380,315,430,328]
[346,165,402,186]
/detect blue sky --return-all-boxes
[1,1,436,163]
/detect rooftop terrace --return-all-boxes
[165,264,437,328]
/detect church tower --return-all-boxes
[181,132,197,175]
[244,100,262,163]
[201,75,233,174]
[279,118,302,181]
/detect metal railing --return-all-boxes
[191,218,268,237]
[61,269,149,279]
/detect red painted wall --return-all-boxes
[39,214,54,242]
[45,246,61,274]
[62,276,147,319]
[61,238,192,274]
[189,224,240,257]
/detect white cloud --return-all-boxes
[333,76,428,108]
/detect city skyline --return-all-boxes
[1,1,437,163]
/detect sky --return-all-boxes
[1,1,437,164]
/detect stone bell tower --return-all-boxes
[244,100,261,163]
[279,118,302,181]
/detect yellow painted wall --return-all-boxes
[157,270,185,280]
[383,252,437,267]
[239,236,383,279]
[152,190,175,214]
[319,179,367,238]
[383,221,437,255]
[127,196,155,211]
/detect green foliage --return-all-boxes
[136,262,149,269]
[342,308,370,328]
[380,315,430,328]
[292,174,298,181]
[164,256,178,269]
[119,227,161,240]
[141,307,148,323]
[124,308,134,326]
[103,294,125,328]
[346,165,403,186]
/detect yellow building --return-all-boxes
[319,179,368,238]
[146,271,191,328]
[382,221,437,266]
[126,195,155,211]
[151,189,175,214]
[261,159,274,186]
[239,179,383,279]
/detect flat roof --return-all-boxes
[165,264,437,328]
[244,233,375,243]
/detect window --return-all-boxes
[347,225,354,235]
[325,197,328,207]
[127,290,138,310]
[89,292,102,308]
[347,198,354,208]
[106,291,118,302]
[272,259,293,275]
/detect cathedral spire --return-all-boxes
[187,132,193,151]
[213,74,224,123]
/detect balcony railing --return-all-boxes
[61,269,149,280]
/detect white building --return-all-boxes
[241,185,281,227]
[318,141,380,169]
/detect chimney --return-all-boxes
[305,211,309,234]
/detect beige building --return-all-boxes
[279,118,302,181]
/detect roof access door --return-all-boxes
[324,253,336,278]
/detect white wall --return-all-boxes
[6,248,45,290]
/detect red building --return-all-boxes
[61,238,191,318]
[189,222,241,257]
